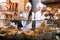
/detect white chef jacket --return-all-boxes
[35,11,46,28]
[35,11,42,20]
[20,11,34,31]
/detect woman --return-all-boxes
[20,2,34,31]
[35,2,46,28]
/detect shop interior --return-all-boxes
[0,0,60,40]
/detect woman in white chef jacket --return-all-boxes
[20,2,34,31]
[35,2,46,28]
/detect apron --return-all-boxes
[35,11,42,28]
[21,12,28,28]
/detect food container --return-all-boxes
[35,34,44,40]
[43,32,52,39]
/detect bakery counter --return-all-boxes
[0,25,56,40]
[0,31,55,40]
[0,20,58,40]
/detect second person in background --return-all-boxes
[35,2,46,28]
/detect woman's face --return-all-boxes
[26,6,32,12]
[38,7,43,11]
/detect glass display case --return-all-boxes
[0,19,58,40]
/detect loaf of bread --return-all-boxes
[6,27,18,36]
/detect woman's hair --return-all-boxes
[28,9,32,17]
[28,8,32,20]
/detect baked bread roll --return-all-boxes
[39,21,47,30]
[13,3,18,10]
[46,7,52,11]
[0,21,10,28]
[23,30,35,38]
[45,27,53,32]
[6,27,18,36]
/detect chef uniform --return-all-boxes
[20,2,34,31]
[35,2,46,28]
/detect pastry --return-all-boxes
[46,7,52,11]
[6,27,18,36]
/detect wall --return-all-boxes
[32,0,41,12]
[18,0,24,13]
[18,0,28,13]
